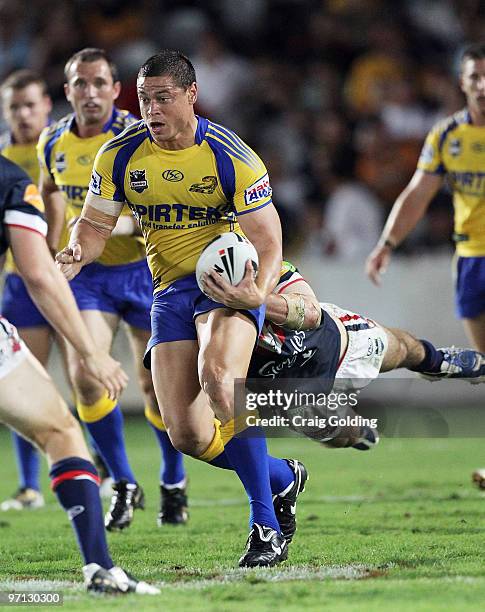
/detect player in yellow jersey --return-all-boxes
[365,43,485,490]
[366,42,485,351]
[0,70,52,510]
[57,50,307,567]
[40,48,187,530]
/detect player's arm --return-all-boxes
[39,168,66,255]
[8,226,127,399]
[265,279,322,331]
[203,204,282,309]
[56,193,123,280]
[366,169,443,285]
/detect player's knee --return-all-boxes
[71,361,103,405]
[168,426,206,456]
[34,405,79,453]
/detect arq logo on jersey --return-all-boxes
[129,169,148,193]
[449,138,462,157]
[244,173,272,206]
[162,169,184,182]
[55,152,67,173]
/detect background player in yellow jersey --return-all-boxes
[40,48,187,530]
[366,42,485,353]
[57,50,306,567]
[365,42,485,490]
[0,70,52,510]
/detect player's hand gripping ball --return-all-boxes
[196,232,259,295]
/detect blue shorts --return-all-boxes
[70,259,152,331]
[455,256,485,319]
[144,274,266,369]
[1,273,49,328]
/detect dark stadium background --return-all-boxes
[1,0,483,410]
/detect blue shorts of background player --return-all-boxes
[69,258,152,331]
[2,273,49,327]
[455,256,485,319]
[144,274,265,368]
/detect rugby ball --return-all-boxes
[196,232,259,294]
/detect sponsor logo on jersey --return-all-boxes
[55,152,66,173]
[449,138,461,157]
[61,184,89,204]
[89,170,102,196]
[244,173,272,206]
[162,169,184,182]
[449,171,485,192]
[471,141,485,153]
[77,154,94,166]
[129,169,148,193]
[131,201,234,227]
[189,175,218,194]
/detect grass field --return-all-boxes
[1,417,485,610]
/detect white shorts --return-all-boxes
[0,316,27,380]
[321,303,388,392]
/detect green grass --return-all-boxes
[1,418,485,610]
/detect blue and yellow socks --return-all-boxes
[77,393,136,484]
[199,419,294,532]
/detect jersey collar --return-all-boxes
[69,107,119,134]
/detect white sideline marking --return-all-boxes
[3,570,484,596]
[0,565,373,594]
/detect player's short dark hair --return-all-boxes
[138,50,196,89]
[64,47,119,83]
[0,70,49,97]
[460,42,485,69]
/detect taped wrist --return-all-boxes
[280,293,306,330]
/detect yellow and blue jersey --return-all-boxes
[417,108,485,257]
[0,134,41,274]
[89,115,273,292]
[37,108,145,266]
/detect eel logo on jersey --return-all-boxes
[162,169,184,182]
[55,152,67,173]
[89,170,102,196]
[189,176,218,194]
[449,139,462,157]
[129,169,148,193]
[244,173,272,206]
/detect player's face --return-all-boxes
[137,75,197,148]
[1,83,51,144]
[64,59,120,127]
[460,58,485,117]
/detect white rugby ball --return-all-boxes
[196,232,259,294]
